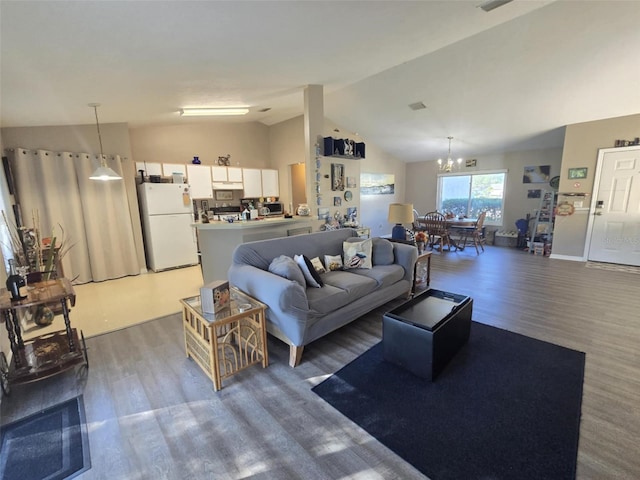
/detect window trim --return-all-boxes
[436,169,508,227]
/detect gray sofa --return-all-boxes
[228,229,417,367]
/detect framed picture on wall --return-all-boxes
[523,165,551,183]
[527,189,541,199]
[215,190,233,201]
[568,167,588,179]
[331,163,345,191]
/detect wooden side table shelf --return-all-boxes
[180,287,269,391]
[0,278,88,396]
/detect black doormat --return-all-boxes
[313,322,585,480]
[0,396,91,480]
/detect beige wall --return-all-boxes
[269,115,406,237]
[268,116,305,213]
[552,113,640,258]
[354,133,407,238]
[406,147,563,235]
[130,122,270,168]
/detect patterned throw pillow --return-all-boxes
[342,239,373,269]
[324,254,343,271]
[309,256,326,274]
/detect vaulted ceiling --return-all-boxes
[1,1,639,162]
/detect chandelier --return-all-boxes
[437,136,463,173]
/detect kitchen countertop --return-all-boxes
[193,216,312,230]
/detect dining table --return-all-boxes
[445,217,479,250]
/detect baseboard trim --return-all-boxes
[549,254,585,262]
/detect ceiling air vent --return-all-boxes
[408,101,427,111]
[479,0,513,12]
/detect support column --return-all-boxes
[303,85,324,216]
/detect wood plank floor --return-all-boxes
[2,246,639,479]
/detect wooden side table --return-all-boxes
[180,287,268,391]
[413,251,432,296]
[0,278,87,395]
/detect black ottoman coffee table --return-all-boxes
[383,289,472,380]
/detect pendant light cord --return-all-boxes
[90,103,105,166]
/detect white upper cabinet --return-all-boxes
[212,166,244,190]
[186,164,213,199]
[211,166,228,182]
[242,168,279,198]
[242,168,262,198]
[136,162,162,176]
[162,163,187,176]
[228,167,243,182]
[261,169,279,197]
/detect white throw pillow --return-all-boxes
[294,254,323,288]
[343,239,373,269]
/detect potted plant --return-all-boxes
[415,231,427,254]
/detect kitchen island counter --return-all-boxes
[194,217,314,283]
[194,216,311,230]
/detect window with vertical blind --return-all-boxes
[437,171,507,226]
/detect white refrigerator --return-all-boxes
[137,183,199,272]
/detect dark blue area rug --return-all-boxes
[313,322,585,480]
[0,396,91,480]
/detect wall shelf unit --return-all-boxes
[323,137,365,159]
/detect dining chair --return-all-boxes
[467,211,487,254]
[422,211,454,252]
[412,209,426,234]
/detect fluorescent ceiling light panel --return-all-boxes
[180,107,249,116]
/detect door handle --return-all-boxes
[593,212,602,216]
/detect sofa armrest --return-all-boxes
[228,264,311,346]
[392,242,418,283]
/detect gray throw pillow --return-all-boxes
[268,255,306,288]
[372,238,394,265]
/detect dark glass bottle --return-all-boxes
[6,259,27,301]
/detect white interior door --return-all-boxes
[587,146,640,266]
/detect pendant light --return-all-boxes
[89,103,121,181]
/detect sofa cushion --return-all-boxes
[322,270,378,297]
[306,284,351,314]
[372,238,394,265]
[307,271,378,314]
[294,254,324,288]
[343,239,373,269]
[268,255,306,288]
[350,264,405,289]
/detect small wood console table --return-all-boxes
[0,278,88,395]
[180,287,268,391]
